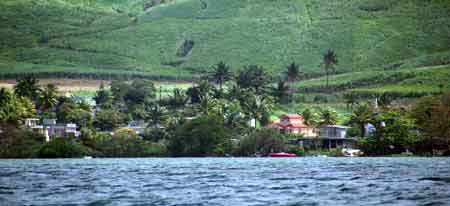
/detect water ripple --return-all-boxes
[0,158,449,206]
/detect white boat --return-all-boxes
[342,149,361,157]
[83,156,93,159]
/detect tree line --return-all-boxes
[1,55,449,157]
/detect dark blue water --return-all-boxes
[1,158,450,206]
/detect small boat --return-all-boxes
[83,156,94,159]
[342,149,361,157]
[269,152,297,157]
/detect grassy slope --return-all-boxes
[1,0,450,79]
[296,65,450,97]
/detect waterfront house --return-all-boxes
[319,125,351,139]
[267,114,317,137]
[318,125,356,149]
[25,118,44,134]
[281,122,357,150]
[24,118,80,141]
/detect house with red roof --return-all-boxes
[267,114,317,137]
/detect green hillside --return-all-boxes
[1,0,450,81]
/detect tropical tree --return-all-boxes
[411,93,450,153]
[301,108,319,126]
[14,75,41,101]
[241,92,274,127]
[209,61,233,90]
[0,89,36,125]
[146,105,168,128]
[198,94,216,115]
[237,128,286,156]
[94,82,111,106]
[186,80,213,104]
[271,79,291,104]
[168,88,188,109]
[318,107,339,126]
[285,62,300,82]
[322,49,338,91]
[110,80,156,108]
[38,84,58,112]
[93,109,124,131]
[349,103,374,137]
[360,108,418,155]
[168,114,232,156]
[236,65,270,95]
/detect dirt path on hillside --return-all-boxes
[0,79,193,92]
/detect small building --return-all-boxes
[24,118,44,134]
[24,118,80,141]
[319,125,351,139]
[287,125,357,150]
[267,114,317,137]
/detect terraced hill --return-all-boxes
[1,0,450,82]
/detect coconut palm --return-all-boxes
[323,49,338,91]
[319,107,339,126]
[285,62,300,82]
[146,105,168,128]
[39,84,58,112]
[301,108,319,126]
[168,88,188,109]
[14,75,41,101]
[236,65,269,95]
[350,103,375,137]
[241,92,274,127]
[209,61,233,90]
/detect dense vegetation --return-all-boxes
[1,0,450,157]
[0,72,449,158]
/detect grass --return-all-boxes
[1,0,450,79]
[294,65,450,97]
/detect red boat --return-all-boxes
[269,152,297,157]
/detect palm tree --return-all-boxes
[319,107,339,126]
[323,49,338,91]
[350,103,374,137]
[0,88,11,105]
[301,108,318,126]
[271,79,290,104]
[209,61,233,90]
[39,84,58,112]
[14,75,41,101]
[241,93,274,128]
[169,88,188,109]
[186,80,212,104]
[94,82,111,106]
[146,105,168,128]
[236,65,269,95]
[285,62,300,82]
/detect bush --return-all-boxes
[236,128,286,156]
[287,145,305,156]
[0,125,44,158]
[168,115,232,156]
[38,138,90,158]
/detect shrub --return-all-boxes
[38,138,89,158]
[0,125,44,158]
[287,145,305,156]
[168,114,232,156]
[236,128,286,156]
